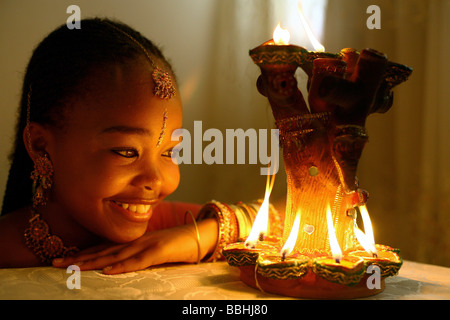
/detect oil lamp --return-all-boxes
[223,23,412,299]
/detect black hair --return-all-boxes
[1,18,175,215]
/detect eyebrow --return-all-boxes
[100,126,152,136]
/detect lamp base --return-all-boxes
[238,265,385,299]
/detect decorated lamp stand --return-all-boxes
[223,26,412,299]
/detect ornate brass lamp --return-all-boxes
[223,28,412,299]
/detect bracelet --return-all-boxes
[197,200,283,262]
[197,201,238,262]
[234,202,258,241]
[184,210,201,264]
[196,202,223,262]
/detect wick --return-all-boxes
[334,258,341,264]
[258,232,265,242]
[245,241,256,249]
[245,232,265,249]
[281,250,287,262]
[372,253,378,258]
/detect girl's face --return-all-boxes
[46,58,182,243]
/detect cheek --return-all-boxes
[50,150,126,205]
[161,163,180,197]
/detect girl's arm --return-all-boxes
[146,201,203,231]
[53,201,219,273]
[53,200,282,274]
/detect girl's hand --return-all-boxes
[52,219,218,274]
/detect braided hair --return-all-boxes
[1,18,175,215]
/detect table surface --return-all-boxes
[0,260,448,300]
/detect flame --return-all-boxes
[297,3,325,52]
[273,23,290,45]
[326,205,342,262]
[360,205,375,245]
[280,210,301,258]
[355,205,378,256]
[245,172,276,247]
[354,228,377,256]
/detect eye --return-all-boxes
[161,148,176,158]
[112,148,139,158]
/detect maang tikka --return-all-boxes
[103,20,176,100]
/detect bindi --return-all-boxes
[156,108,168,147]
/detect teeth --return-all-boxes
[137,205,149,214]
[115,202,150,214]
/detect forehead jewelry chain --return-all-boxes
[103,20,175,99]
[156,108,169,147]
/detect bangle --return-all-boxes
[197,200,283,262]
[234,202,257,241]
[197,201,237,262]
[184,210,201,264]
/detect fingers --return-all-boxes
[101,254,154,275]
[52,243,130,270]
[52,242,163,274]
[51,227,192,274]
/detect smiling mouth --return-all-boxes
[113,201,152,214]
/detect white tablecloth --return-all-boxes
[0,260,449,300]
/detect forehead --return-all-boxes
[67,59,182,132]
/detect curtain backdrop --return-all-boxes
[322,0,450,267]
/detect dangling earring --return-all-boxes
[26,85,53,209]
[30,153,53,209]
[24,86,78,263]
[26,155,79,263]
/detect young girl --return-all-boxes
[0,18,281,274]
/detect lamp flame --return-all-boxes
[245,171,276,248]
[297,3,325,52]
[326,205,342,262]
[360,205,375,245]
[280,210,301,259]
[355,205,378,256]
[273,23,290,45]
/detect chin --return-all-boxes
[107,225,148,244]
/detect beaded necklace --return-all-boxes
[24,210,79,264]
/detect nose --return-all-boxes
[144,178,161,193]
[132,165,162,196]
